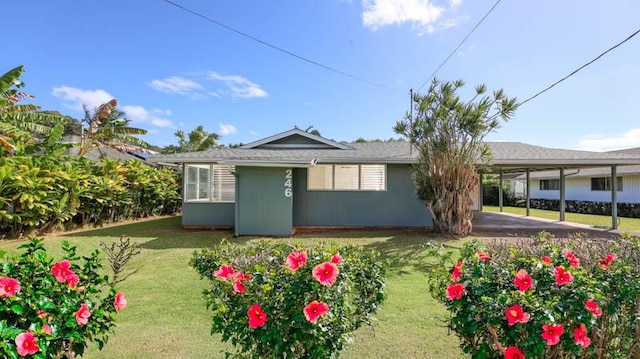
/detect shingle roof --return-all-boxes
[149,141,640,169]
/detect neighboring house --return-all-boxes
[508,148,640,203]
[62,135,148,163]
[512,166,640,203]
[149,129,640,235]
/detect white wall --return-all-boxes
[530,175,640,203]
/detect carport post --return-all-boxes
[612,165,618,229]
[499,169,503,212]
[559,168,566,222]
[525,169,530,216]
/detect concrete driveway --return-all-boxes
[471,211,621,238]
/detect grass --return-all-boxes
[483,205,640,232]
[0,217,466,359]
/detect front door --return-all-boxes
[235,167,293,236]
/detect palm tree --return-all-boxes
[170,125,220,153]
[0,66,65,155]
[78,99,155,156]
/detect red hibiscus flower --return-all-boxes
[42,324,52,335]
[574,323,591,348]
[505,304,530,326]
[15,331,39,356]
[114,292,127,311]
[233,281,245,293]
[331,253,342,264]
[312,261,339,286]
[585,299,602,317]
[213,264,236,280]
[599,253,618,270]
[286,250,308,272]
[541,323,564,345]
[247,304,267,328]
[513,269,532,292]
[51,260,75,283]
[541,256,552,265]
[562,249,580,268]
[232,272,251,293]
[504,346,525,359]
[554,266,573,286]
[0,276,21,298]
[75,303,92,326]
[476,252,490,261]
[65,272,80,289]
[446,283,465,300]
[451,261,463,282]
[303,300,330,324]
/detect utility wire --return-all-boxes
[162,0,397,91]
[519,27,640,106]
[416,0,502,91]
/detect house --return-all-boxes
[510,166,640,203]
[148,129,640,234]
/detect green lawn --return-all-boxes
[1,217,465,359]
[483,205,640,232]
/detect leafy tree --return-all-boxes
[0,66,68,156]
[394,79,518,235]
[163,125,220,153]
[78,99,153,156]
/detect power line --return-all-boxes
[416,0,502,91]
[519,27,640,106]
[162,0,397,91]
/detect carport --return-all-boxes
[485,142,640,230]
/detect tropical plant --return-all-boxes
[394,79,518,236]
[0,237,132,358]
[427,232,640,358]
[0,66,68,156]
[78,99,153,157]
[190,241,386,358]
[163,125,220,153]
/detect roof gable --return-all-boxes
[241,128,353,150]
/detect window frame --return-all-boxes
[307,164,387,191]
[539,179,560,191]
[590,177,623,192]
[184,164,236,203]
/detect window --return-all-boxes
[539,179,560,191]
[307,164,386,191]
[591,177,623,191]
[334,165,359,190]
[185,164,235,202]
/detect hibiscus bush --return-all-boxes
[428,232,640,359]
[0,238,130,358]
[190,241,386,358]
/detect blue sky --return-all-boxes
[3,0,640,151]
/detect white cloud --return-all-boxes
[361,0,464,35]
[576,128,640,152]
[219,123,237,136]
[122,105,174,128]
[208,72,268,98]
[51,86,115,111]
[148,76,203,95]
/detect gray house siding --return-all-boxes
[182,203,234,226]
[236,166,293,236]
[292,164,431,227]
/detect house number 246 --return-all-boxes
[284,169,293,198]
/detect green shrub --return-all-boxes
[190,241,386,358]
[0,238,130,358]
[428,232,640,358]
